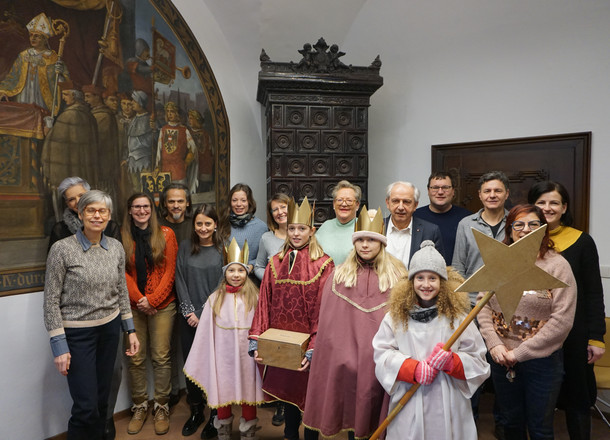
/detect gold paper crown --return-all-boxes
[224,237,249,266]
[287,197,314,227]
[354,206,385,235]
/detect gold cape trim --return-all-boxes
[331,278,387,313]
[269,257,333,286]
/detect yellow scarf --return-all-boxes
[549,225,582,252]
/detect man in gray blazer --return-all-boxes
[383,181,445,269]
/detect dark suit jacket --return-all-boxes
[384,215,446,263]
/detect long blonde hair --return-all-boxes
[334,247,407,292]
[122,193,167,268]
[212,270,259,318]
[388,267,470,331]
[278,229,326,261]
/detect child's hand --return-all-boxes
[253,350,264,364]
[298,357,310,372]
[427,342,453,371]
[414,361,438,385]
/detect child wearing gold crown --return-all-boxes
[184,238,264,440]
[303,207,408,439]
[372,241,490,440]
[249,197,334,440]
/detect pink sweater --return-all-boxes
[478,249,576,362]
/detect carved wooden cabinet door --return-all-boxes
[257,39,382,223]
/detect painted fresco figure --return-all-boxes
[156,102,198,194]
[124,90,155,192]
[41,80,98,191]
[125,38,154,108]
[187,109,214,193]
[0,13,69,113]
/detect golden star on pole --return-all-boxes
[457,225,567,320]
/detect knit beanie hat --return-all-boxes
[408,240,447,280]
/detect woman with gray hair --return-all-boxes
[48,176,121,251]
[44,190,140,439]
[315,180,362,264]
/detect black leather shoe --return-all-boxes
[183,403,205,436]
[103,417,116,440]
[272,402,285,426]
[201,409,218,439]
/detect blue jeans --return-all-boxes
[65,316,120,440]
[491,349,564,440]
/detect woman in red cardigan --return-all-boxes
[122,192,178,436]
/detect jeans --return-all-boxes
[128,302,176,404]
[65,316,120,440]
[491,349,564,440]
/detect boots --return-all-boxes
[239,417,260,440]
[182,403,205,436]
[213,414,234,440]
[127,401,148,435]
[153,401,170,435]
[272,402,285,426]
[201,408,218,439]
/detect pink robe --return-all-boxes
[303,265,390,437]
[184,290,264,407]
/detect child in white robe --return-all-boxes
[373,240,490,440]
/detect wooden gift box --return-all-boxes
[257,328,311,371]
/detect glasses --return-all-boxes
[131,204,151,211]
[84,207,109,217]
[428,185,452,192]
[511,220,542,231]
[335,198,356,206]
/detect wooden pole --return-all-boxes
[368,290,496,440]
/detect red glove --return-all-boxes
[414,360,438,385]
[427,342,453,371]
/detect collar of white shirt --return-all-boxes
[388,217,413,234]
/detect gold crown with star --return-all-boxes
[354,206,385,235]
[287,197,314,227]
[223,237,249,266]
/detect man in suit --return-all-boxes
[384,181,444,269]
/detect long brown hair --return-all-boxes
[218,183,258,239]
[122,193,167,268]
[266,193,291,231]
[388,267,470,331]
[502,204,553,258]
[190,204,223,255]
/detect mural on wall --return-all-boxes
[0,0,230,296]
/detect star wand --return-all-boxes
[369,225,567,440]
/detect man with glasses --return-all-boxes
[414,172,471,262]
[383,181,444,269]
[315,180,361,264]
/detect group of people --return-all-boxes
[43,173,605,440]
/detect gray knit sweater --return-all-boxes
[44,231,133,356]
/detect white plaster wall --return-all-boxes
[3,1,610,438]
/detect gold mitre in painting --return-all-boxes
[287,197,314,227]
[223,237,249,268]
[352,206,387,245]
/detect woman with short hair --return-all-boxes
[44,190,139,439]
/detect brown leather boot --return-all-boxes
[127,401,148,435]
[153,402,170,435]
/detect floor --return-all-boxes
[111,392,610,440]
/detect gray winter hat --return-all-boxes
[408,240,447,280]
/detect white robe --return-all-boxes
[373,313,490,440]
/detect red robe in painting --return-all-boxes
[249,245,333,410]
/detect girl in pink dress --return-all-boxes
[184,239,264,440]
